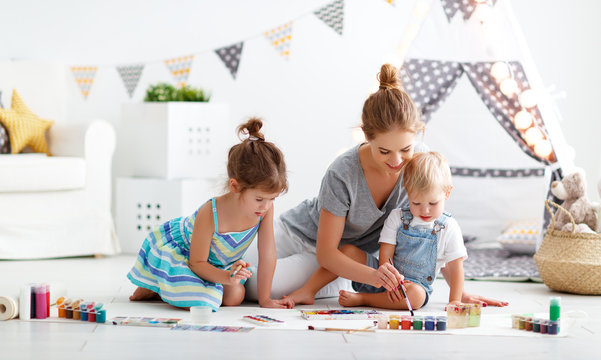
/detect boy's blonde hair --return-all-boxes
[402,152,452,196]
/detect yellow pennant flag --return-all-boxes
[71,66,98,99]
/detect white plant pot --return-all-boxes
[120,102,231,179]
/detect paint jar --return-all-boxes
[518,316,525,330]
[80,303,89,321]
[424,316,435,331]
[71,299,83,320]
[388,315,400,330]
[35,285,47,319]
[549,297,561,322]
[547,320,559,335]
[65,306,73,319]
[447,304,470,328]
[376,315,388,329]
[468,304,481,327]
[533,318,541,333]
[88,310,96,322]
[524,317,533,331]
[435,316,447,331]
[540,320,548,334]
[57,297,66,318]
[96,309,106,324]
[400,315,412,330]
[190,306,213,324]
[412,315,423,330]
[511,314,520,329]
[44,284,50,318]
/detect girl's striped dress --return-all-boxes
[127,197,260,311]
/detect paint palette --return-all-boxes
[242,315,285,326]
[172,324,254,332]
[111,316,181,328]
[300,309,382,320]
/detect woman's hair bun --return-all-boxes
[377,63,401,90]
[237,117,265,141]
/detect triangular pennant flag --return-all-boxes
[264,21,293,60]
[440,0,497,22]
[215,42,244,79]
[116,64,144,98]
[314,0,345,35]
[164,55,194,87]
[71,66,98,99]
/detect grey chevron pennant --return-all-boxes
[215,42,244,79]
[314,0,344,35]
[116,64,144,98]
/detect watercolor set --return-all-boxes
[243,315,285,326]
[375,314,447,331]
[172,324,254,332]
[300,309,382,320]
[446,303,481,328]
[510,296,561,335]
[111,316,182,328]
[57,298,107,323]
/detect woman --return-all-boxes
[244,63,508,307]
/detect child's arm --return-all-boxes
[255,205,293,308]
[379,243,404,303]
[188,202,248,285]
[444,257,464,305]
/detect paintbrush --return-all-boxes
[230,264,243,278]
[388,259,414,316]
[308,325,375,333]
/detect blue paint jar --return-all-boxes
[80,303,89,321]
[548,320,559,335]
[425,316,435,331]
[96,309,107,324]
[435,316,447,331]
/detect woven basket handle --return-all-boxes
[545,200,576,234]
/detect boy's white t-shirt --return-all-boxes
[379,208,468,275]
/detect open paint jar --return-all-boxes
[468,304,481,327]
[447,304,470,328]
[190,306,213,324]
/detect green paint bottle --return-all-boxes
[550,296,561,331]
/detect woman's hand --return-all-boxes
[461,291,508,307]
[372,262,404,292]
[260,297,295,309]
[227,260,251,285]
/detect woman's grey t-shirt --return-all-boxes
[280,144,409,254]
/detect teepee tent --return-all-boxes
[392,0,574,247]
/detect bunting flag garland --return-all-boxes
[71,66,98,99]
[165,55,194,87]
[314,0,345,35]
[400,59,464,123]
[440,0,497,22]
[215,42,244,79]
[265,21,293,60]
[451,167,545,178]
[116,64,145,98]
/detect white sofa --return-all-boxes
[0,119,120,259]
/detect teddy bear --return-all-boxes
[550,171,597,232]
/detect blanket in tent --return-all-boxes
[463,248,541,282]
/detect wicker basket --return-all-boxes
[534,200,601,295]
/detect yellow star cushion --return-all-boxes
[0,90,54,154]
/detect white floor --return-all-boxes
[1,255,600,359]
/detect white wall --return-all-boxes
[2,0,600,210]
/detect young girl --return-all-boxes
[128,118,294,311]
[339,152,474,310]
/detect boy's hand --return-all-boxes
[228,260,251,285]
[260,297,294,309]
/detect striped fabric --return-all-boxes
[127,198,260,311]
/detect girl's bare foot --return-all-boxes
[338,290,364,307]
[285,288,316,305]
[129,286,161,301]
